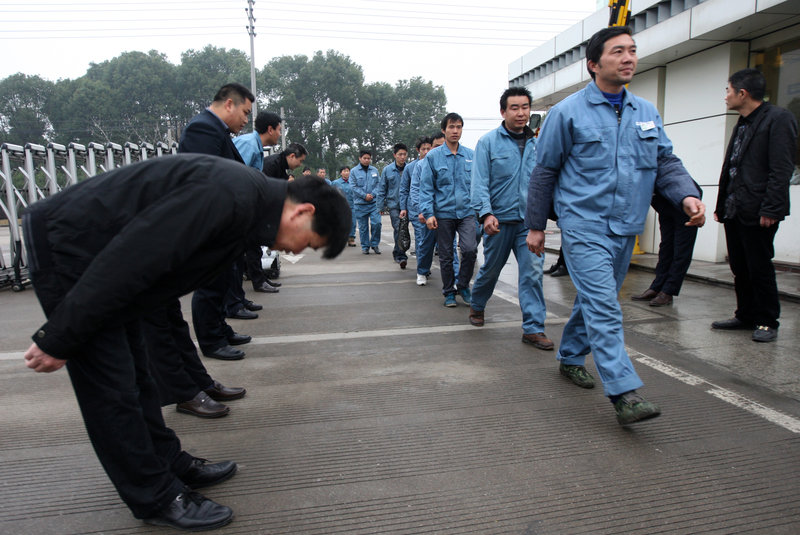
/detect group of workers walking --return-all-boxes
[18,25,796,532]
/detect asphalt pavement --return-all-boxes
[0,216,798,534]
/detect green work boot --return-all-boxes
[559,363,595,389]
[613,391,661,425]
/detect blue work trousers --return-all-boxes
[437,216,477,296]
[471,221,546,334]
[558,228,644,397]
[355,205,382,251]
[412,219,434,276]
[348,201,357,238]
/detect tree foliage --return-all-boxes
[0,47,446,172]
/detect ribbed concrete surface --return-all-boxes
[1,222,799,534]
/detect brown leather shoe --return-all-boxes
[631,288,658,301]
[522,332,554,350]
[649,291,673,307]
[204,380,246,402]
[468,307,484,327]
[176,392,229,418]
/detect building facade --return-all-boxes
[509,0,800,264]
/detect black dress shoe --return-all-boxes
[205,380,246,401]
[266,278,282,287]
[227,333,251,346]
[711,317,754,330]
[544,263,559,274]
[253,281,279,293]
[372,247,382,254]
[203,345,245,360]
[176,392,230,418]
[631,288,658,301]
[227,308,258,320]
[244,300,262,311]
[550,265,569,277]
[144,489,233,531]
[179,458,238,489]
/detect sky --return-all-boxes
[1,0,600,148]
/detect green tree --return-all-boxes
[0,73,54,145]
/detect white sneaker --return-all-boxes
[416,274,427,286]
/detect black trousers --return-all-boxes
[23,214,192,519]
[192,265,236,353]
[724,219,780,329]
[245,244,266,289]
[649,196,698,296]
[223,255,248,316]
[142,299,214,406]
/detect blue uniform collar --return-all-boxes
[585,81,638,110]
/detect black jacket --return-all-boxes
[262,152,291,180]
[715,102,797,224]
[178,109,244,163]
[25,154,286,359]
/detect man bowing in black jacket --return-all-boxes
[21,155,351,530]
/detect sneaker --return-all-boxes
[348,237,356,247]
[752,325,777,342]
[362,249,370,255]
[559,363,595,389]
[458,287,471,305]
[613,391,661,425]
[372,247,382,254]
[416,274,427,286]
[444,294,457,307]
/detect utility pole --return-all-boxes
[246,0,257,128]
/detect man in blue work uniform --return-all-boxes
[470,87,553,351]
[400,136,432,279]
[419,113,477,307]
[332,166,357,246]
[350,149,382,254]
[379,143,409,267]
[233,111,282,171]
[409,133,444,285]
[525,26,706,425]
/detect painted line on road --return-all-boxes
[634,352,800,434]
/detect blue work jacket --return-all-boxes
[232,131,264,171]
[350,164,381,208]
[526,81,698,235]
[418,143,475,220]
[332,177,354,207]
[399,159,419,212]
[471,123,536,222]
[378,161,405,210]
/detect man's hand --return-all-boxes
[526,229,545,256]
[399,210,407,218]
[682,197,706,227]
[417,213,426,224]
[483,215,500,236]
[365,194,374,202]
[24,343,66,373]
[760,216,777,227]
[426,216,438,230]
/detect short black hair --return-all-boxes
[339,166,350,173]
[286,177,351,259]
[254,111,282,134]
[440,112,464,130]
[586,26,633,80]
[500,87,532,111]
[302,166,311,172]
[415,136,431,150]
[392,143,409,154]
[431,132,445,142]
[729,68,766,101]
[213,83,255,104]
[284,142,307,158]
[359,149,372,157]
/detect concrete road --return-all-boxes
[1,216,798,534]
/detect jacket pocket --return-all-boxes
[633,127,658,169]
[571,128,607,170]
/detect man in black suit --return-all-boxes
[712,68,798,342]
[22,155,351,530]
[179,83,255,360]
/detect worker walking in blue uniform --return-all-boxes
[333,166,358,247]
[470,87,553,351]
[350,149,382,254]
[379,143,410,268]
[525,26,705,425]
